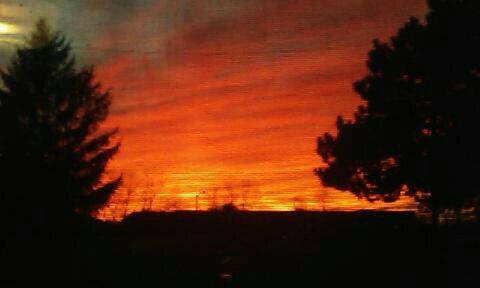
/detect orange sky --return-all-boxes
[1,0,429,220]
[91,0,430,220]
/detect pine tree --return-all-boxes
[0,19,121,228]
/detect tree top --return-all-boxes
[27,18,55,48]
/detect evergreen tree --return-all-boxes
[0,19,121,228]
[315,0,480,223]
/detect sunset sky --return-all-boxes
[1,0,428,219]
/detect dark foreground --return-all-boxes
[4,211,480,287]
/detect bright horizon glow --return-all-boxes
[0,22,17,34]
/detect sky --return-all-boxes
[0,0,428,219]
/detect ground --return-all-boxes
[5,211,480,287]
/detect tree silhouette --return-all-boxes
[0,19,121,229]
[315,0,480,224]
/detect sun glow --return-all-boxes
[0,22,16,34]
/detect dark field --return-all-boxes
[76,211,480,288]
[5,211,480,287]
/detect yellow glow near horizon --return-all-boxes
[0,23,8,34]
[0,22,19,34]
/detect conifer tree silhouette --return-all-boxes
[0,19,121,228]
